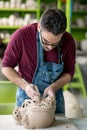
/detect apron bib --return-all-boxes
[16,32,65,114]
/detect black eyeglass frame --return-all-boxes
[40,30,62,47]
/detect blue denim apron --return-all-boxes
[16,32,65,114]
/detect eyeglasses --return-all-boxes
[40,32,62,47]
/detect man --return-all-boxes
[2,9,76,114]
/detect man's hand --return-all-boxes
[43,84,56,97]
[25,84,40,99]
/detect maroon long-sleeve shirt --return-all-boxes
[2,23,76,82]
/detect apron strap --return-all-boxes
[57,42,62,64]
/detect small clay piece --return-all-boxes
[13,96,56,129]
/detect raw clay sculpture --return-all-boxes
[13,96,56,129]
[63,90,83,118]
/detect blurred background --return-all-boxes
[0,0,87,117]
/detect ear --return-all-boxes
[37,23,41,32]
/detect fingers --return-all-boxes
[25,84,40,99]
[31,84,41,96]
[43,91,54,97]
[43,86,55,97]
[31,89,40,98]
[33,85,39,93]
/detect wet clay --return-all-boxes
[13,96,56,129]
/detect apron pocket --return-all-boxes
[41,71,52,84]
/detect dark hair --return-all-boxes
[40,9,67,35]
[0,39,7,59]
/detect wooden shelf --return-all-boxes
[73,11,87,15]
[71,27,87,31]
[0,8,37,12]
[0,26,21,29]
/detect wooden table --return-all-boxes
[0,115,79,130]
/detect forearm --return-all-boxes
[2,67,29,91]
[52,73,71,92]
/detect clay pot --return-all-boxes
[26,107,55,129]
[13,96,56,129]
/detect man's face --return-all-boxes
[39,30,63,51]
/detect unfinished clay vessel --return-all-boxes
[63,90,83,118]
[13,96,56,129]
